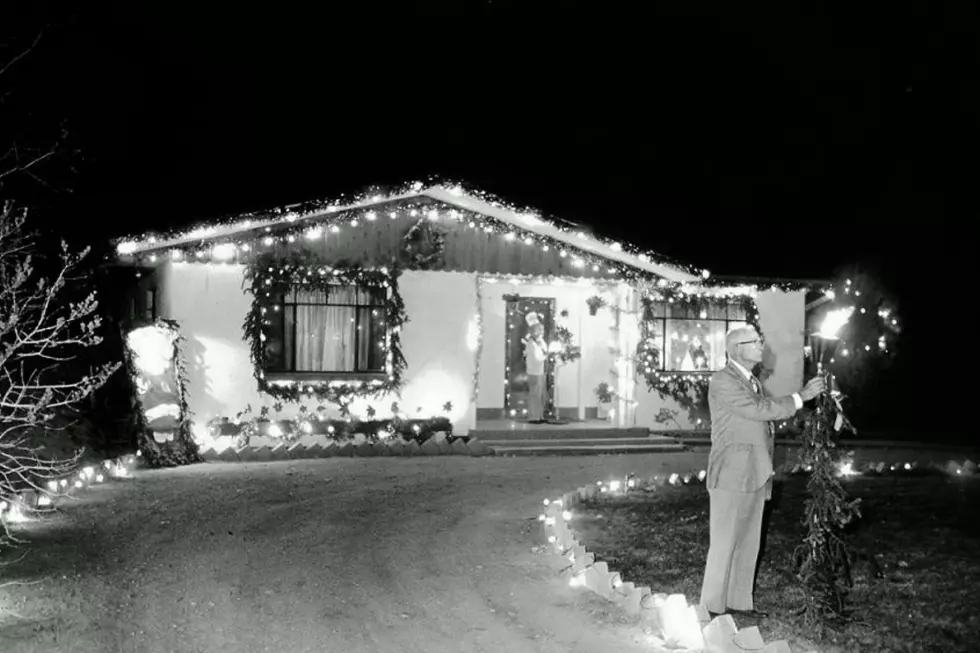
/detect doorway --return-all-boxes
[504,296,555,419]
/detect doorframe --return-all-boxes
[503,296,556,418]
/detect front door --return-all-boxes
[504,296,555,419]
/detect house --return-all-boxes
[111,182,817,450]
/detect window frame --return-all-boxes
[644,300,748,373]
[263,284,389,380]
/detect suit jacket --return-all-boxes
[706,362,799,495]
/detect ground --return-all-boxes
[573,465,980,653]
[1,447,974,652]
[1,453,709,653]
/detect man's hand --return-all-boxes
[799,376,826,401]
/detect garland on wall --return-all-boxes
[124,319,202,467]
[471,277,485,404]
[241,250,409,405]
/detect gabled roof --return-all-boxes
[114,182,705,284]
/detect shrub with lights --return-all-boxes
[205,400,454,447]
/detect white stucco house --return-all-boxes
[111,182,815,448]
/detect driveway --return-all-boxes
[1,453,710,653]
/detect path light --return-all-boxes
[654,594,705,650]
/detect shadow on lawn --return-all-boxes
[573,470,980,653]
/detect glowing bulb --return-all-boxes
[562,510,573,520]
[212,243,236,261]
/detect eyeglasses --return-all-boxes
[736,338,764,347]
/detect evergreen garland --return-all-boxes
[241,250,408,406]
[124,318,202,467]
[793,385,862,629]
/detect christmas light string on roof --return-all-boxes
[111,180,707,284]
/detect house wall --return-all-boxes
[632,288,807,429]
[477,279,628,419]
[158,262,478,435]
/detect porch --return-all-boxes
[469,417,686,455]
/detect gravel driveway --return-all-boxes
[1,453,710,653]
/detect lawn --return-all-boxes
[571,469,980,653]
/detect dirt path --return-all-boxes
[1,453,710,653]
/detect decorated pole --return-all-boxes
[795,307,861,627]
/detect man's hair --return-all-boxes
[725,325,757,359]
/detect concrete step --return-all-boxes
[479,437,677,447]
[470,428,653,441]
[483,439,688,455]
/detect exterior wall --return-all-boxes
[154,259,806,435]
[477,279,631,420]
[633,288,806,430]
[159,262,478,435]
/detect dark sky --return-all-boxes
[3,1,976,289]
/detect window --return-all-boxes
[263,285,387,374]
[643,301,748,372]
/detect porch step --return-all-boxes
[480,437,687,456]
[469,427,654,441]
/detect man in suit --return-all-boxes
[699,325,825,619]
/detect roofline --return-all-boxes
[113,184,702,284]
[709,273,832,287]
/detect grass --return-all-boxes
[572,470,980,653]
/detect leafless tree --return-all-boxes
[1,30,119,556]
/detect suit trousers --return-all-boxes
[700,486,766,613]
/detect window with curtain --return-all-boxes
[263,285,387,374]
[643,300,748,372]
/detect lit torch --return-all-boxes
[808,307,854,397]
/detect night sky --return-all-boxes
[2,1,976,382]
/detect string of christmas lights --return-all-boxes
[113,182,707,284]
[241,252,408,404]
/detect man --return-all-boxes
[522,312,548,423]
[700,325,825,619]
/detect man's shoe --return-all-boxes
[729,608,769,619]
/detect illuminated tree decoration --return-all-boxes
[125,319,201,467]
[241,251,408,406]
